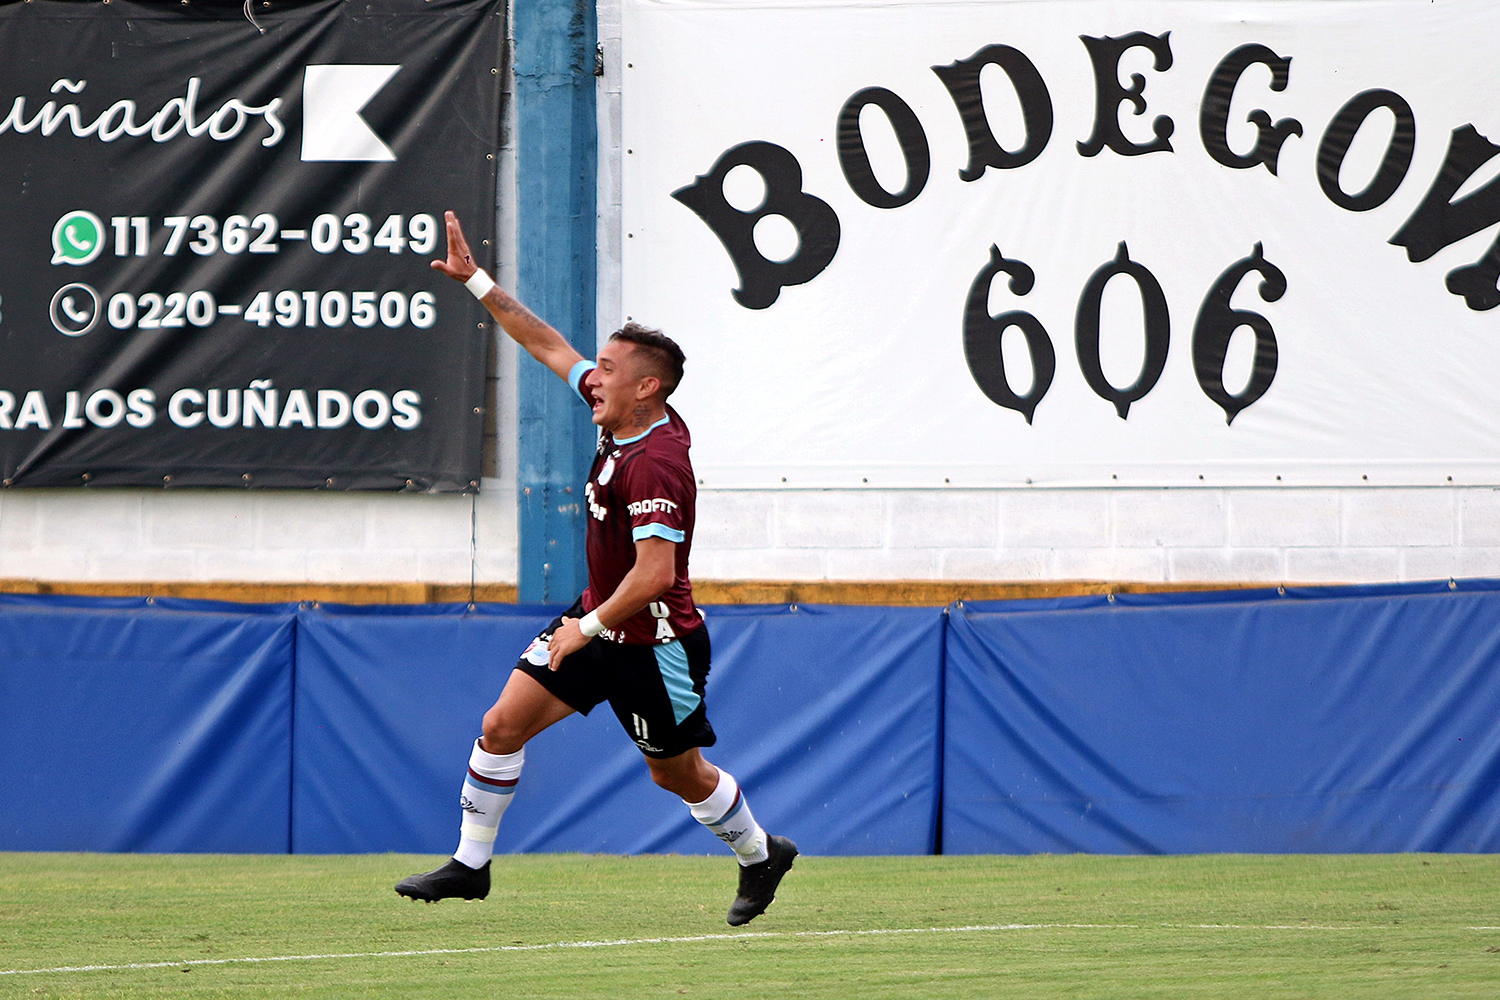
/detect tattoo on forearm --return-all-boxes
[495,296,541,325]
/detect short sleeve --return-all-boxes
[568,360,598,406]
[618,454,689,544]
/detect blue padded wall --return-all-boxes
[291,604,559,853]
[502,604,944,856]
[0,598,295,852]
[943,584,1500,854]
[291,603,944,856]
[10,581,1500,856]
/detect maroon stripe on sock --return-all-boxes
[467,768,519,788]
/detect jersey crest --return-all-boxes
[597,452,618,486]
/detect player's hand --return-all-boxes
[430,210,478,282]
[547,616,589,671]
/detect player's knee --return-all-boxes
[479,709,526,755]
[646,760,683,793]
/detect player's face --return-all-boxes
[586,341,654,432]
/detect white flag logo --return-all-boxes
[301,64,400,162]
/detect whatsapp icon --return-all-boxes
[52,210,105,266]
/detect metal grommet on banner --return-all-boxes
[1277,586,1286,596]
[241,473,252,482]
[163,475,172,484]
[1107,592,1116,603]
[81,473,91,482]
[325,478,334,488]
[1449,578,1458,590]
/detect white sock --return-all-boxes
[686,767,769,865]
[453,740,524,868]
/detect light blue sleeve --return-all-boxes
[632,523,686,543]
[567,359,597,403]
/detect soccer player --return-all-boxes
[395,212,797,926]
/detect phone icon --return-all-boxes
[51,211,105,265]
[62,295,91,324]
[49,282,101,336]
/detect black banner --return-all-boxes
[0,0,499,490]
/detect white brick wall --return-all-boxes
[8,480,1500,588]
[685,487,1500,585]
[0,481,516,584]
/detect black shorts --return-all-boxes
[515,600,717,759]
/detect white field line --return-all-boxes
[2,921,1492,977]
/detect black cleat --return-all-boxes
[394,858,490,902]
[726,835,798,926]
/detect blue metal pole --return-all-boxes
[513,0,597,603]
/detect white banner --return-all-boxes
[621,0,1500,488]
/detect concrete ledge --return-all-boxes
[0,578,1271,606]
[0,579,518,605]
[693,579,1268,606]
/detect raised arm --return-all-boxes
[431,210,585,383]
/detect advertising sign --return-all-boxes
[0,0,500,489]
[623,0,1500,488]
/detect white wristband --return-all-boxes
[465,268,496,300]
[579,610,605,637]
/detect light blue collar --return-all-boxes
[612,413,670,445]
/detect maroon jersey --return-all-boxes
[571,361,701,644]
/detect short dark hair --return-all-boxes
[609,322,686,397]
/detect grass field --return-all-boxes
[2,852,1499,998]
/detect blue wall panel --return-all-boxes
[292,603,944,856]
[10,582,1500,857]
[0,603,294,852]
[504,604,945,856]
[291,604,559,853]
[944,587,1500,854]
